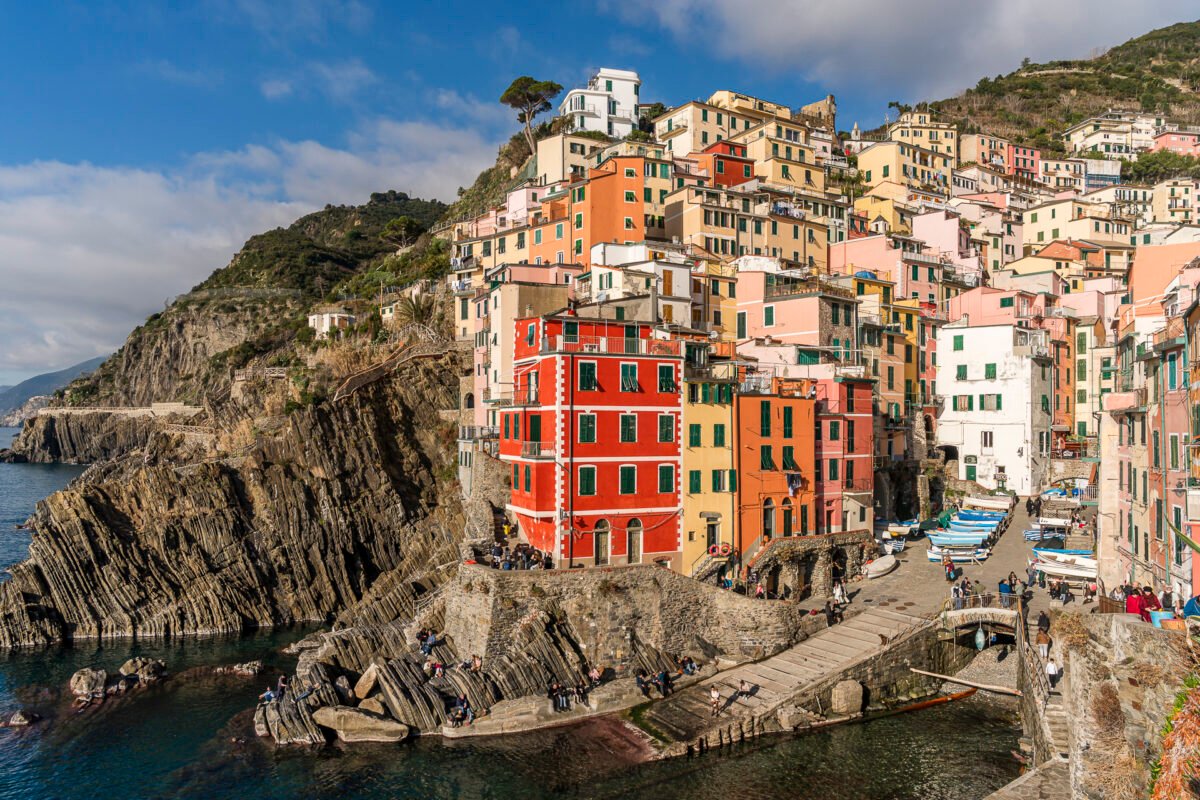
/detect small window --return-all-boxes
[579,413,596,443]
[619,465,636,494]
[658,414,674,443]
[579,466,597,496]
[579,362,598,391]
[658,465,674,493]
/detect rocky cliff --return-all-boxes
[0,395,49,427]
[0,351,464,648]
[5,412,159,464]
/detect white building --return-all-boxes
[936,321,1053,495]
[307,311,355,340]
[559,68,642,139]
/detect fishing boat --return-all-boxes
[886,539,906,554]
[1032,559,1096,580]
[1032,546,1093,559]
[948,521,998,533]
[866,554,898,578]
[949,516,1000,527]
[956,509,1005,522]
[927,545,990,563]
[964,495,1013,511]
[929,534,987,547]
[1036,551,1097,569]
[1036,516,1073,528]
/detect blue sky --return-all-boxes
[0,0,1194,385]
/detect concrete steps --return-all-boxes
[639,607,928,744]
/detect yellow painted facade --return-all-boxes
[681,363,738,576]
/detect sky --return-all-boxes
[0,1,1195,385]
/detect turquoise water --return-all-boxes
[0,430,1023,799]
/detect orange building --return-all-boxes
[734,378,817,561]
[694,141,755,188]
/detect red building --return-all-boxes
[500,313,684,569]
[735,378,817,560]
[695,141,755,188]
[814,377,875,533]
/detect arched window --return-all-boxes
[626,519,642,565]
[763,499,775,539]
[465,392,475,409]
[593,520,611,566]
[782,498,793,537]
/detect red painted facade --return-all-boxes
[814,378,875,533]
[500,314,684,569]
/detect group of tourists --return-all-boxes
[548,679,589,712]
[1111,582,1191,622]
[448,694,474,727]
[487,541,551,571]
[1035,611,1063,690]
[635,669,675,699]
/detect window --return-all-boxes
[620,363,638,391]
[658,465,674,493]
[689,423,702,447]
[712,470,727,492]
[658,364,675,392]
[764,306,775,326]
[953,335,964,351]
[982,430,993,449]
[658,414,674,443]
[579,466,597,496]
[760,400,771,436]
[956,364,967,381]
[782,445,798,469]
[829,421,840,441]
[524,465,531,492]
[688,470,702,494]
[619,466,636,494]
[624,217,635,230]
[579,362,597,390]
[712,423,726,447]
[783,407,793,438]
[620,414,637,443]
[624,190,637,202]
[828,459,839,481]
[579,413,596,443]
[761,445,774,469]
[985,363,996,379]
[526,323,536,347]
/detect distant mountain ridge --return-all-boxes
[0,357,106,418]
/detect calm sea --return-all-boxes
[0,426,1022,799]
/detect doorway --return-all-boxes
[626,519,643,565]
[594,520,610,566]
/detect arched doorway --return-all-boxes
[626,519,643,565]
[782,499,793,537]
[763,499,776,541]
[594,520,610,566]
[465,392,475,409]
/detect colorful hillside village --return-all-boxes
[435,69,1200,599]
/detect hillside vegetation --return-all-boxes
[929,20,1200,154]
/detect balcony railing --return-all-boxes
[540,335,682,356]
[487,386,540,406]
[520,441,555,459]
[459,425,499,441]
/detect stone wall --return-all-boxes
[443,564,824,672]
[750,530,873,600]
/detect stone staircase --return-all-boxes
[640,606,930,746]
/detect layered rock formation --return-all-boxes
[0,352,464,648]
[4,411,158,463]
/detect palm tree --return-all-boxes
[394,294,434,326]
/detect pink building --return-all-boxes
[1152,130,1200,157]
[1006,144,1041,181]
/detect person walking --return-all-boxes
[1037,610,1051,635]
[1035,628,1051,660]
[951,584,963,611]
[1046,658,1060,690]
[710,685,722,717]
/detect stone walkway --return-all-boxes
[984,760,1071,800]
[639,606,928,745]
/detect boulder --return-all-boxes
[216,660,264,676]
[312,705,409,743]
[358,696,387,716]
[354,664,380,699]
[333,675,353,702]
[119,657,167,684]
[6,709,39,726]
[69,668,107,697]
[829,679,864,716]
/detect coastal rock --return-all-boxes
[5,710,40,726]
[216,660,264,676]
[8,411,157,464]
[353,663,380,699]
[119,657,167,684]
[0,354,465,649]
[0,395,50,428]
[358,696,387,716]
[830,680,864,716]
[312,705,410,743]
[69,668,107,697]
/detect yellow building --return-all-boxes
[854,191,914,235]
[654,101,762,157]
[1152,178,1194,224]
[1022,198,1133,247]
[681,356,738,576]
[706,90,791,121]
[858,141,953,193]
[689,258,739,338]
[887,111,958,160]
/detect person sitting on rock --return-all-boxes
[635,671,651,698]
[449,705,465,728]
[588,666,602,686]
[455,694,474,725]
[471,654,483,673]
[258,687,276,705]
[574,681,588,705]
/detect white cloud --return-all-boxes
[138,59,222,89]
[259,78,294,99]
[309,58,377,102]
[614,1,1197,101]
[0,120,497,384]
[215,0,372,41]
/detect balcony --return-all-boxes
[520,441,555,459]
[459,425,499,441]
[685,361,739,382]
[483,385,539,406]
[1189,487,1200,523]
[540,335,682,357]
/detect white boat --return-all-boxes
[1037,516,1072,528]
[927,546,990,563]
[1033,559,1097,580]
[1036,551,1097,570]
[964,495,1012,511]
[865,554,898,578]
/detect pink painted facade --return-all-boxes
[1152,130,1200,157]
[1006,144,1041,181]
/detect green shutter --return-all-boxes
[985,363,996,379]
[580,467,596,496]
[713,424,726,446]
[658,465,673,493]
[761,445,773,469]
[659,415,673,442]
[580,414,596,443]
[953,335,963,351]
[690,470,702,494]
[620,466,636,494]
[760,400,771,436]
[783,406,793,438]
[729,470,737,492]
[689,423,702,446]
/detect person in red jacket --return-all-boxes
[1139,586,1162,622]
[1125,584,1144,617]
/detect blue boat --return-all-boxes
[948,521,998,533]
[930,533,988,547]
[1033,547,1093,558]
[957,510,1005,521]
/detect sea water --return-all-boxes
[0,427,1022,799]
